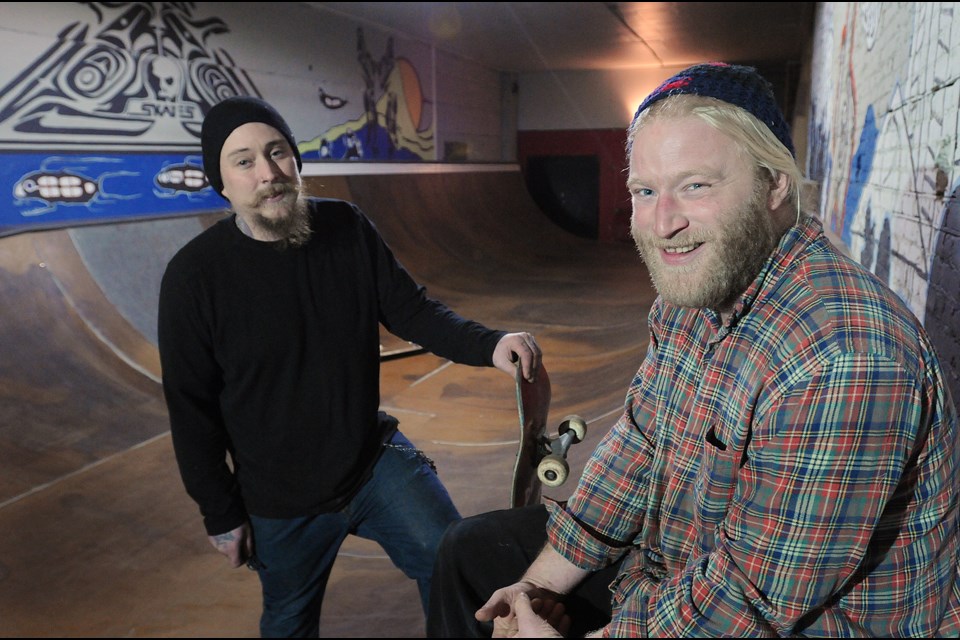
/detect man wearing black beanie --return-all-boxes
[157,95,543,637]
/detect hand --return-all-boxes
[476,582,568,638]
[476,581,536,635]
[208,521,253,568]
[513,592,569,638]
[492,332,542,382]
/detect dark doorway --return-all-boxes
[525,155,599,239]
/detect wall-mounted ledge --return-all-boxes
[300,162,520,176]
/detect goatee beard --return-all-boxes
[252,185,312,250]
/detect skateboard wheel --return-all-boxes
[538,454,569,487]
[558,415,588,442]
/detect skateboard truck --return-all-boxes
[536,415,588,487]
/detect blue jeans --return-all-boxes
[248,430,461,637]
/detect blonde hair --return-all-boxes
[627,94,806,216]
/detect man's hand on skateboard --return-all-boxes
[493,332,542,382]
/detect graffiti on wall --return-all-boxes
[0,2,434,236]
[810,2,958,322]
[300,29,434,163]
[808,2,960,400]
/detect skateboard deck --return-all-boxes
[511,361,551,508]
[510,361,589,508]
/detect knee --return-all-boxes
[433,512,505,591]
[438,509,510,552]
[437,506,547,567]
[436,514,480,562]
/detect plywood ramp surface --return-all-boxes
[0,169,653,637]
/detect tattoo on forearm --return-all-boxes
[213,531,237,549]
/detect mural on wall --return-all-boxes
[810,2,958,322]
[300,28,434,163]
[0,2,248,235]
[808,2,959,401]
[0,2,434,237]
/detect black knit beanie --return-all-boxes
[201,96,303,198]
[632,62,795,158]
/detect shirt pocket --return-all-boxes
[694,421,742,531]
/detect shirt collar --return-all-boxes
[718,214,824,328]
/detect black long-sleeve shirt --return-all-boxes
[158,198,504,535]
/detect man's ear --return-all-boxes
[768,171,791,211]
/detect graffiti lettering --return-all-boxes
[126,99,200,120]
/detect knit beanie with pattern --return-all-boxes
[632,62,795,157]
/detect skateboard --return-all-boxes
[510,361,588,508]
[379,341,426,361]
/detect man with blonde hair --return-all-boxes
[427,62,960,638]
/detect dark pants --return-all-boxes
[249,431,460,637]
[426,504,623,638]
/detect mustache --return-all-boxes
[631,227,709,251]
[255,183,299,204]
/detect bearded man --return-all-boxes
[426,63,960,638]
[158,96,543,638]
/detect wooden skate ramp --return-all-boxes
[0,166,654,637]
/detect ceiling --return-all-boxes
[306,2,817,73]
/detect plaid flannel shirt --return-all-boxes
[548,215,960,637]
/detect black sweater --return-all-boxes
[158,198,504,535]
